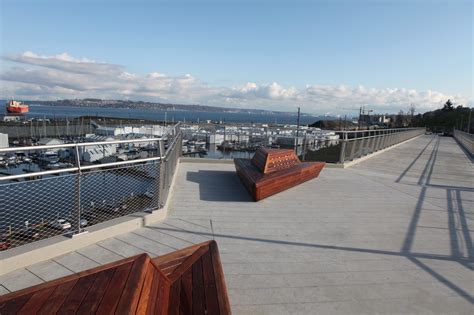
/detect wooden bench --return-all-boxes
[0,241,231,315]
[234,148,325,201]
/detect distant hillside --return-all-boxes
[309,119,356,130]
[18,98,311,117]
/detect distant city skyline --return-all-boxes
[0,0,472,115]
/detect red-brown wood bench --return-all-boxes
[234,148,325,201]
[0,240,231,315]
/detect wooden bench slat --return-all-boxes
[202,250,220,315]
[210,241,232,315]
[179,269,193,315]
[17,287,55,315]
[168,280,181,315]
[135,262,155,315]
[145,267,160,315]
[116,254,150,314]
[192,258,205,314]
[37,280,78,315]
[76,267,116,315]
[95,261,134,314]
[57,272,98,313]
[0,293,33,315]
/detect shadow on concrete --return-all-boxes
[186,170,253,202]
[398,135,474,303]
[395,135,435,183]
[152,224,474,303]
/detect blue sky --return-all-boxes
[0,0,472,114]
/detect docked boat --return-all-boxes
[37,151,60,164]
[6,100,29,114]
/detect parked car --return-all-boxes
[145,191,155,199]
[80,218,88,227]
[0,237,11,250]
[12,228,41,240]
[49,218,72,230]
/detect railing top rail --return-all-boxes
[0,155,164,181]
[0,137,163,153]
[0,122,182,154]
[337,127,424,134]
[454,129,474,137]
[0,123,182,181]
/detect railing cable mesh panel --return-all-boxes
[0,125,182,251]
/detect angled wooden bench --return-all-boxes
[234,148,325,201]
[0,241,230,315]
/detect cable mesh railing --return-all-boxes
[339,128,425,163]
[453,129,474,156]
[0,124,182,251]
[302,128,425,163]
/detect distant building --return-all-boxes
[207,134,225,145]
[38,138,64,146]
[37,138,64,152]
[96,125,171,137]
[2,115,21,122]
[78,136,117,162]
[0,133,8,148]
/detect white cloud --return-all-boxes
[1,51,470,114]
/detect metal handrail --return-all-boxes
[338,127,422,135]
[0,137,164,153]
[453,129,474,156]
[338,128,424,163]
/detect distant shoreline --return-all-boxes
[11,99,316,117]
[2,103,325,125]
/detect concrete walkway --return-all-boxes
[1,135,473,314]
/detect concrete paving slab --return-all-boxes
[0,269,44,292]
[53,251,99,273]
[0,285,9,295]
[26,260,73,282]
[76,244,124,264]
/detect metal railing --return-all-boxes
[453,129,474,156]
[302,128,425,163]
[338,128,425,163]
[0,123,182,251]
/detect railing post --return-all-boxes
[339,132,347,164]
[74,145,82,234]
[158,139,166,209]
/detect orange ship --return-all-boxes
[6,100,29,114]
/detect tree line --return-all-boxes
[408,100,473,133]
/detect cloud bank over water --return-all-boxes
[1,51,469,114]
